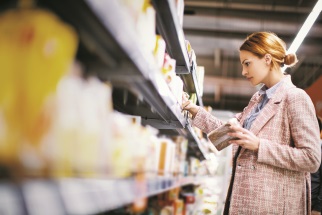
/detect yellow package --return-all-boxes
[0,8,78,167]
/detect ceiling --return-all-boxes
[183,0,322,112]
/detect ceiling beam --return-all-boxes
[184,1,312,14]
[183,34,322,56]
[183,15,322,40]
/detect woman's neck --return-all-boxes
[264,70,284,88]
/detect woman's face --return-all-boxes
[240,50,270,86]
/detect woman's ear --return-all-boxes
[264,54,272,65]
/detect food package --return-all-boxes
[0,8,78,169]
[136,2,156,54]
[158,138,176,176]
[173,199,184,215]
[144,127,160,177]
[119,0,145,22]
[189,93,197,105]
[196,66,205,96]
[108,112,134,178]
[46,63,114,178]
[160,206,174,215]
[207,118,240,151]
[183,193,195,215]
[153,35,166,69]
[172,136,188,175]
[162,54,176,77]
[167,75,184,105]
[189,157,200,175]
[185,40,192,62]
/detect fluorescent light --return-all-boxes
[283,0,322,71]
[288,0,322,54]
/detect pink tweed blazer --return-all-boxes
[193,75,321,215]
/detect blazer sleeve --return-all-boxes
[192,107,224,134]
[258,89,321,173]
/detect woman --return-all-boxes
[182,32,321,215]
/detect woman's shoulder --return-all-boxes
[284,86,311,102]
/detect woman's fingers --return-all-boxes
[230,139,246,147]
[227,131,244,139]
[229,125,248,134]
[228,126,260,151]
[182,100,191,110]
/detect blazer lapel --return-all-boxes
[250,75,295,135]
[250,98,280,135]
[239,76,294,155]
[239,93,261,125]
[238,98,280,154]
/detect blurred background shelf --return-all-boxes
[0,176,201,215]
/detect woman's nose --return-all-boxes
[242,68,248,76]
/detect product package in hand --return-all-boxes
[207,118,240,151]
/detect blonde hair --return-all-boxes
[240,32,298,71]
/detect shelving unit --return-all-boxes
[152,0,204,107]
[0,176,202,215]
[0,0,210,214]
[34,0,204,141]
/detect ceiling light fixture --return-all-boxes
[283,0,322,71]
[288,0,322,53]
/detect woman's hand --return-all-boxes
[182,93,200,118]
[181,100,199,118]
[228,125,260,151]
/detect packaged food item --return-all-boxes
[183,193,195,215]
[196,66,205,96]
[153,35,166,69]
[136,2,156,53]
[132,170,147,213]
[0,7,78,172]
[173,199,184,215]
[158,139,176,176]
[163,54,176,77]
[189,93,197,105]
[207,118,240,151]
[119,0,145,22]
[160,206,173,215]
[185,40,192,64]
[47,63,114,178]
[167,74,184,105]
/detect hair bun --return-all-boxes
[284,53,298,67]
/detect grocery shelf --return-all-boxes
[83,0,186,126]
[0,0,206,159]
[0,177,200,215]
[60,176,200,213]
[152,0,190,74]
[152,0,203,106]
[190,62,204,107]
[186,124,209,160]
[36,0,186,128]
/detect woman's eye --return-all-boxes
[245,62,250,66]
